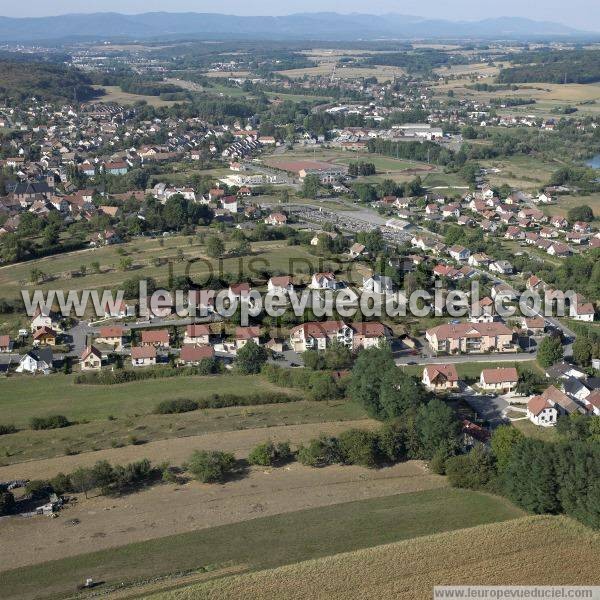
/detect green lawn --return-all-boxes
[0,373,298,426]
[0,488,526,600]
[400,360,542,381]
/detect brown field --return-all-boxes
[202,71,251,78]
[433,62,504,77]
[279,64,406,82]
[0,459,442,571]
[154,515,600,600]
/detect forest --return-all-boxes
[498,49,600,84]
[0,59,100,103]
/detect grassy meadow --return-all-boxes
[0,488,526,600]
[157,514,600,600]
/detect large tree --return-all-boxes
[348,344,396,419]
[414,399,461,459]
[235,340,268,374]
[536,335,564,368]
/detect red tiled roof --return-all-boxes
[99,326,124,338]
[180,344,215,362]
[427,321,512,341]
[424,363,459,383]
[350,322,386,337]
[236,326,260,340]
[186,324,210,337]
[528,395,552,416]
[131,346,156,359]
[33,326,56,340]
[140,329,169,344]
[480,367,518,385]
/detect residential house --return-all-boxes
[547,242,572,258]
[448,245,470,261]
[179,344,215,366]
[183,324,211,346]
[103,300,134,319]
[468,253,492,268]
[505,226,524,240]
[570,294,595,322]
[140,329,170,348]
[80,346,102,371]
[522,317,545,336]
[545,361,587,380]
[96,326,125,350]
[528,385,583,427]
[422,364,460,391]
[469,297,496,323]
[310,272,338,290]
[131,346,157,367]
[527,395,558,427]
[573,221,592,234]
[489,260,514,275]
[425,322,515,354]
[349,243,366,258]
[0,335,13,353]
[264,212,287,226]
[16,348,54,374]
[362,275,394,294]
[229,282,252,301]
[479,367,519,393]
[235,326,261,349]
[581,390,600,416]
[268,276,294,295]
[30,308,60,333]
[33,326,57,346]
[350,322,389,351]
[289,321,350,352]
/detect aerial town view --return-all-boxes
[1,2,600,599]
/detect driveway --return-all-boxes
[459,385,510,427]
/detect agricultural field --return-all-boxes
[432,79,600,118]
[158,515,600,600]
[0,488,526,600]
[479,155,562,190]
[93,86,185,107]
[541,191,600,218]
[278,63,406,82]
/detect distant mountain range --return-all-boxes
[0,12,593,42]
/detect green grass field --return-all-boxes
[0,488,525,600]
[158,514,600,600]
[0,236,320,301]
[0,373,297,426]
[0,373,370,464]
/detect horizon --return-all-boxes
[0,4,599,32]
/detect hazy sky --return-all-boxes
[2,1,599,31]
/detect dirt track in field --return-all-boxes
[0,419,376,481]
